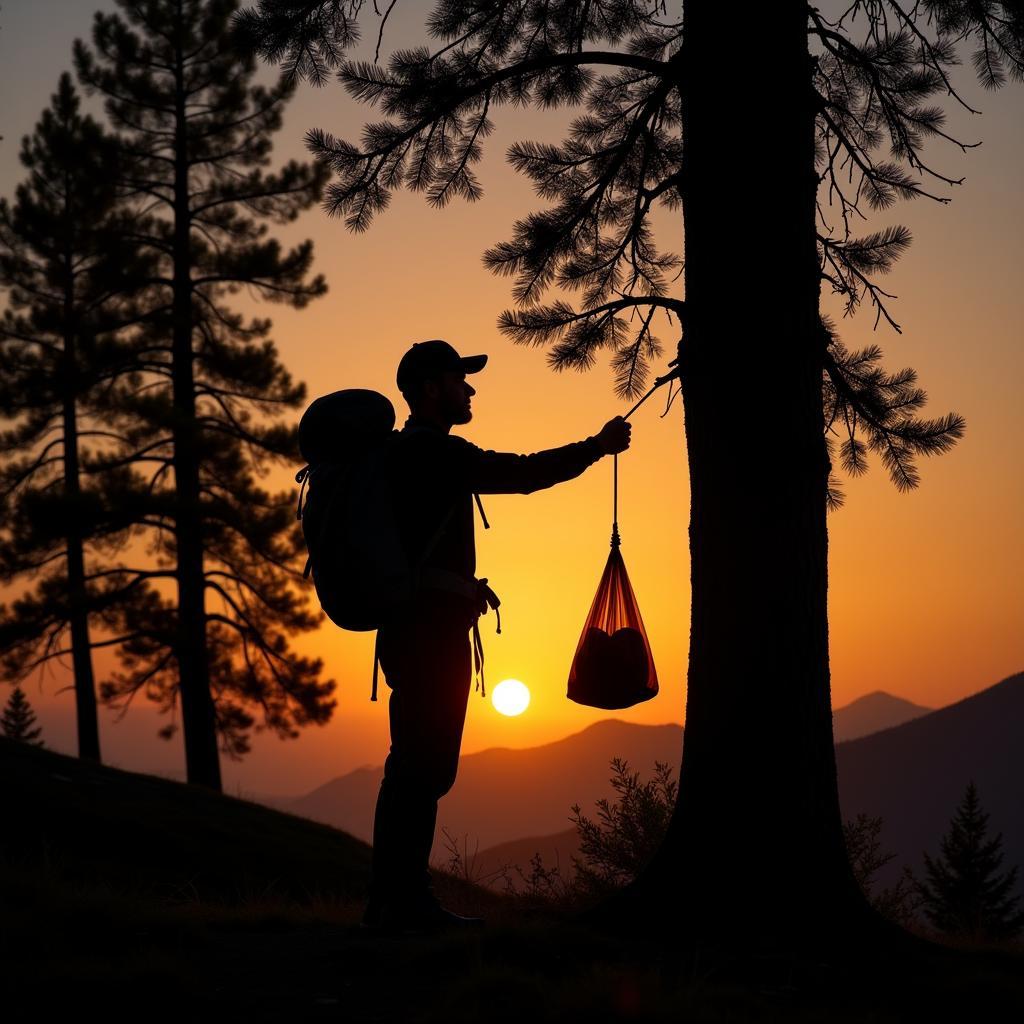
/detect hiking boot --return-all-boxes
[405,902,486,935]
[363,894,485,935]
[360,897,385,930]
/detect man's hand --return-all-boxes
[594,416,632,456]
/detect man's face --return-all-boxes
[426,369,475,425]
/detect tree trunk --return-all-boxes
[61,265,101,763]
[601,3,873,947]
[171,12,221,791]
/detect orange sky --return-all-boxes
[2,2,1021,797]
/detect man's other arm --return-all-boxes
[455,417,631,495]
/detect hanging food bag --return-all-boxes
[569,398,663,710]
[567,526,658,709]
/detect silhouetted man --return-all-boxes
[362,339,631,933]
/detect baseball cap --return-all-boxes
[396,339,488,396]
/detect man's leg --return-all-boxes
[367,601,473,914]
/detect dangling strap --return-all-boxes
[295,465,310,520]
[296,465,314,576]
[372,630,380,704]
[470,578,502,699]
[473,492,490,529]
[476,578,501,634]
[472,619,486,698]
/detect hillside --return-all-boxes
[4,687,1023,1019]
[1,730,373,905]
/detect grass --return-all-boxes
[3,734,1024,1020]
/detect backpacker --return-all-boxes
[295,389,500,700]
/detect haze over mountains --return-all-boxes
[271,720,683,852]
[264,682,1021,880]
[470,677,1021,890]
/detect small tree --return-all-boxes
[917,781,1024,942]
[0,73,154,764]
[1,685,44,745]
[486,758,676,910]
[570,758,677,899]
[843,813,921,926]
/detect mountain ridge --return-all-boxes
[266,685,990,860]
[467,672,1024,888]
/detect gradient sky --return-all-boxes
[2,2,1021,798]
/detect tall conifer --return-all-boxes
[0,74,153,763]
[74,0,336,789]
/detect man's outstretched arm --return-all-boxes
[458,417,632,495]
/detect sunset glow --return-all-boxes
[492,679,531,717]
[0,2,1020,798]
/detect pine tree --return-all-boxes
[73,0,336,790]
[0,73,154,763]
[917,782,1024,942]
[238,0,1023,943]
[1,685,44,745]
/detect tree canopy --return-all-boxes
[226,1,1024,505]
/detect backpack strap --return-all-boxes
[473,492,489,529]
[412,501,458,576]
[295,465,310,520]
[296,466,314,580]
[369,500,458,702]
[371,629,381,703]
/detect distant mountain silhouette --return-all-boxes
[268,686,953,862]
[836,671,1024,884]
[269,720,683,852]
[832,690,931,742]
[470,674,1023,888]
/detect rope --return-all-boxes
[612,453,620,549]
[610,366,680,550]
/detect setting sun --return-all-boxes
[491,679,531,717]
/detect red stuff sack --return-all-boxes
[567,531,658,710]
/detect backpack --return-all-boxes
[296,388,443,625]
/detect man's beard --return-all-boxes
[447,399,473,424]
